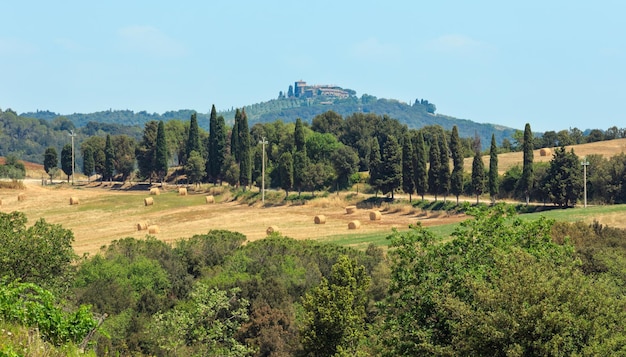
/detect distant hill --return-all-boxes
[20,82,517,146]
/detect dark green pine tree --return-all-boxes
[104,134,115,182]
[207,105,219,183]
[438,129,451,202]
[238,108,252,189]
[488,133,499,203]
[379,135,402,199]
[82,146,94,182]
[293,118,308,196]
[450,126,464,204]
[214,115,227,184]
[520,123,534,205]
[428,134,441,201]
[471,138,485,204]
[231,109,241,162]
[368,137,382,196]
[412,131,428,201]
[186,112,201,164]
[402,133,416,202]
[61,144,73,183]
[155,120,168,183]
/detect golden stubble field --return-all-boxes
[466,137,626,174]
[0,182,465,256]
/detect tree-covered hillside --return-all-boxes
[19,90,516,148]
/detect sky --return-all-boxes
[1,1,624,132]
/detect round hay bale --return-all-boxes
[314,215,326,224]
[144,197,154,206]
[348,220,361,230]
[149,187,160,195]
[345,205,357,214]
[205,195,215,204]
[540,148,552,157]
[266,226,278,235]
[178,187,188,196]
[136,221,148,231]
[69,196,79,205]
[148,225,160,234]
[369,210,382,221]
[17,193,25,202]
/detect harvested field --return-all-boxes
[0,181,469,256]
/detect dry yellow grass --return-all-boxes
[464,138,626,174]
[0,181,467,256]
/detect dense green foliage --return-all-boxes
[380,205,626,356]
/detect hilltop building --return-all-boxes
[291,80,351,99]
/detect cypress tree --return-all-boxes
[207,104,218,182]
[368,137,382,196]
[155,120,168,182]
[438,129,451,202]
[186,112,201,163]
[278,151,293,197]
[214,115,227,184]
[231,109,241,162]
[61,144,72,183]
[488,133,499,203]
[43,147,58,182]
[136,121,158,182]
[82,146,94,182]
[450,126,464,204]
[293,118,308,196]
[428,134,441,201]
[104,134,115,182]
[413,131,428,201]
[402,133,416,202]
[520,123,534,205]
[379,135,402,199]
[238,108,252,189]
[471,137,485,204]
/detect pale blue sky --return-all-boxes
[1,1,624,132]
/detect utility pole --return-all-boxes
[259,137,268,205]
[581,157,589,208]
[69,130,76,185]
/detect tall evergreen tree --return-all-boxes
[60,144,72,183]
[104,134,115,182]
[278,151,293,197]
[428,134,441,201]
[186,112,201,164]
[412,131,428,201]
[402,134,416,202]
[368,137,382,196]
[488,133,499,203]
[238,108,252,189]
[471,139,485,204]
[379,135,402,199]
[207,105,219,183]
[231,109,241,161]
[214,115,227,184]
[520,123,534,205]
[438,129,451,202]
[136,121,158,183]
[450,126,464,204]
[82,146,94,182]
[155,120,168,182]
[43,147,58,182]
[293,118,308,196]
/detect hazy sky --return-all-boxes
[1,1,624,132]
